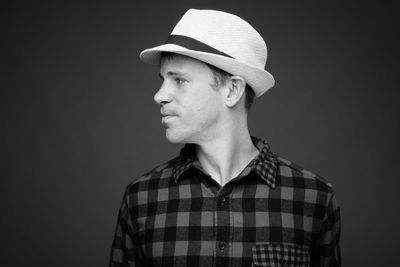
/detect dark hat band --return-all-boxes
[165,34,234,59]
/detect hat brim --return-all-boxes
[140,44,275,97]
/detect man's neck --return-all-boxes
[195,127,259,186]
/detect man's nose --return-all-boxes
[153,81,172,105]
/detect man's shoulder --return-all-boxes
[275,155,335,195]
[125,156,179,191]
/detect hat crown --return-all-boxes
[171,9,267,69]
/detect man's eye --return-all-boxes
[175,78,185,84]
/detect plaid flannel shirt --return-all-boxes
[110,137,341,267]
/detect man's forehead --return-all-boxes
[160,53,206,65]
[159,53,211,74]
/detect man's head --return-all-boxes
[140,9,274,144]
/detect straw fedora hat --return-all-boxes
[139,9,275,97]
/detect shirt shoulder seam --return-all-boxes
[126,156,179,188]
[276,155,334,190]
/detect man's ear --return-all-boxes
[225,76,246,108]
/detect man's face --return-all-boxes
[155,54,225,144]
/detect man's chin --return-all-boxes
[165,129,192,144]
[165,131,184,144]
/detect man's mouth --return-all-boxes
[161,114,177,124]
[160,109,177,118]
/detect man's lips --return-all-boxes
[161,113,176,117]
[160,110,177,124]
[160,109,177,117]
[161,115,177,125]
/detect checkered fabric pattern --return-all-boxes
[109,137,341,267]
[252,243,310,266]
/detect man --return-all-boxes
[110,9,341,267]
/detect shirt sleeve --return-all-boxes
[109,188,146,267]
[311,191,342,267]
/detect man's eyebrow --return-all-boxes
[159,71,188,78]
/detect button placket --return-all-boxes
[215,192,230,260]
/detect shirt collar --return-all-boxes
[172,136,278,188]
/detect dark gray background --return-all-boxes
[2,1,399,266]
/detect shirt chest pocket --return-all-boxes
[251,243,310,267]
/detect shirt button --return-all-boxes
[220,197,227,204]
[281,260,288,267]
[218,243,226,251]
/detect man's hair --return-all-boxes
[160,52,256,110]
